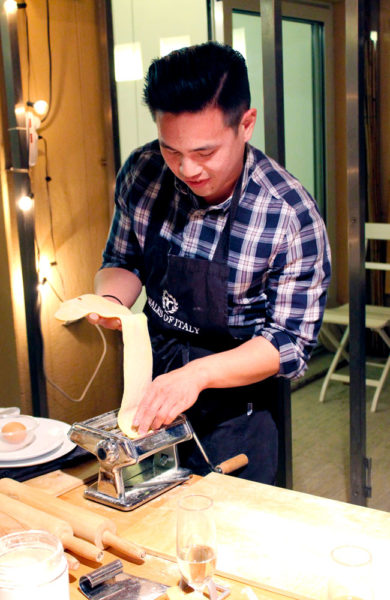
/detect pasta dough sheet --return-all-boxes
[55,294,153,438]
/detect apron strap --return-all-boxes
[145,152,246,263]
[145,168,176,244]
[213,162,245,262]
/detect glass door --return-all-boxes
[236,14,325,211]
[214,0,334,220]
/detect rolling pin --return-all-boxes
[64,551,80,571]
[0,478,145,562]
[0,508,80,571]
[0,511,25,537]
[0,492,103,562]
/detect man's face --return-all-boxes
[156,106,256,205]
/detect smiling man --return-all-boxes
[90,42,331,484]
[156,105,253,205]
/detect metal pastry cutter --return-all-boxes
[79,559,168,600]
[68,409,193,510]
[79,560,230,600]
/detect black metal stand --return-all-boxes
[260,0,292,489]
[345,0,376,507]
[0,5,48,417]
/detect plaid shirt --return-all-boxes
[102,140,331,379]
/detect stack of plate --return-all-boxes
[0,410,76,468]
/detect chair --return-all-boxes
[319,222,390,412]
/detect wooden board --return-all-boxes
[26,465,98,496]
[117,473,390,600]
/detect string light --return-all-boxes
[37,255,52,281]
[4,1,26,14]
[33,100,48,117]
[14,104,25,117]
[4,0,18,14]
[27,99,48,118]
[370,30,378,44]
[17,194,34,211]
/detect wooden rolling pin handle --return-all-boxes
[61,534,104,563]
[64,551,80,571]
[102,530,146,561]
[216,453,249,474]
[0,511,25,537]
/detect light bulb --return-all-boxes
[38,255,52,281]
[33,100,48,117]
[18,195,34,211]
[37,280,47,293]
[14,105,25,117]
[4,0,17,14]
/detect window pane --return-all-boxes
[233,12,265,150]
[232,11,322,203]
[112,0,208,162]
[283,20,314,197]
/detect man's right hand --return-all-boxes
[86,313,122,330]
[91,267,143,330]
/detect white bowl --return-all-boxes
[0,407,21,418]
[0,415,39,452]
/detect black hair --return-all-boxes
[143,42,251,129]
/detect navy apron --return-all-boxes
[142,169,278,484]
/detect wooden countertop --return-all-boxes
[51,467,287,600]
[28,465,390,600]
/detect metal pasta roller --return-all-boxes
[68,409,193,510]
[69,409,248,511]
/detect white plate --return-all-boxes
[0,435,76,468]
[0,418,74,463]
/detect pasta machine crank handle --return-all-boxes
[191,430,248,474]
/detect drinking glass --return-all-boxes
[327,545,373,600]
[0,530,69,600]
[176,494,217,597]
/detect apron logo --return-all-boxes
[147,293,200,335]
[162,289,178,314]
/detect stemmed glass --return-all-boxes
[327,545,373,600]
[176,494,217,597]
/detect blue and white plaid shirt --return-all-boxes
[102,140,331,379]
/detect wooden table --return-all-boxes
[60,479,289,600]
[28,465,390,600]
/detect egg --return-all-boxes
[1,421,27,444]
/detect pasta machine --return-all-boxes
[68,409,194,511]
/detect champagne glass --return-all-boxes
[327,545,373,600]
[176,494,217,597]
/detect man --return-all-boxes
[89,42,331,484]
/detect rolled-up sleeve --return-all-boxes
[101,155,145,281]
[257,203,331,380]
